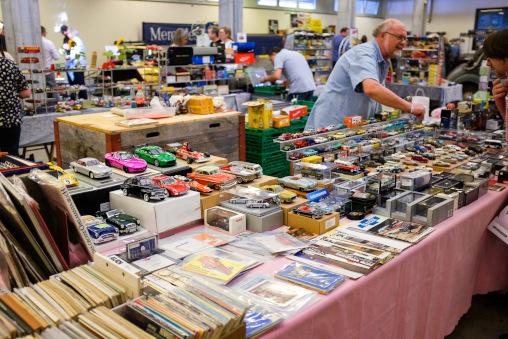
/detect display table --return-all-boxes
[254,187,508,339]
[55,111,244,168]
[386,83,463,107]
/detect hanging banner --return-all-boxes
[142,22,196,45]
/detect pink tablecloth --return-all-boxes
[252,189,508,339]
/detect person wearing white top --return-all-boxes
[219,27,234,49]
[0,33,14,61]
[41,26,59,97]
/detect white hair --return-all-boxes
[373,19,396,38]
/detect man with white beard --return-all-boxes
[306,19,425,130]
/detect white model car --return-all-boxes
[314,136,329,144]
[70,157,112,179]
[325,125,338,131]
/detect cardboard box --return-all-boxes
[110,189,201,235]
[344,116,363,128]
[200,190,221,219]
[204,207,246,235]
[244,100,273,129]
[273,115,290,128]
[186,96,214,115]
[287,211,340,235]
[281,105,308,120]
[234,53,255,64]
[279,197,309,225]
[246,175,278,187]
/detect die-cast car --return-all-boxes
[278,133,293,141]
[278,176,318,191]
[188,180,213,193]
[168,141,211,164]
[412,155,428,163]
[289,152,305,160]
[314,136,329,144]
[433,161,451,167]
[134,146,176,167]
[95,209,140,234]
[229,196,250,204]
[120,175,168,201]
[82,216,119,244]
[70,157,112,179]
[187,165,236,190]
[47,162,79,187]
[219,164,256,183]
[303,129,316,136]
[291,132,304,139]
[306,202,334,215]
[316,128,328,134]
[104,151,147,173]
[333,159,361,173]
[292,205,324,219]
[259,185,297,203]
[228,161,263,178]
[283,144,297,151]
[325,125,338,131]
[151,175,190,196]
[246,199,271,208]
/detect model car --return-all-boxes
[450,154,465,161]
[70,157,112,179]
[120,175,168,201]
[314,136,329,144]
[376,165,397,173]
[294,140,309,148]
[246,199,271,208]
[186,165,236,190]
[445,145,462,151]
[306,202,334,215]
[462,136,478,142]
[454,143,466,148]
[329,133,347,140]
[278,133,293,141]
[278,176,318,191]
[325,125,338,131]
[188,180,213,193]
[433,161,451,167]
[292,205,324,219]
[316,128,328,134]
[82,216,119,244]
[414,166,433,172]
[441,158,458,164]
[151,175,190,196]
[291,132,304,139]
[134,146,176,167]
[229,196,250,204]
[333,159,361,173]
[403,160,419,166]
[422,153,437,160]
[228,161,263,178]
[363,160,382,168]
[289,152,305,160]
[47,162,79,187]
[104,151,147,173]
[411,155,428,163]
[95,209,140,234]
[283,144,297,151]
[299,167,325,180]
[356,129,367,135]
[413,145,428,152]
[169,141,211,164]
[219,164,256,183]
[259,185,296,203]
[349,191,377,203]
[303,129,316,136]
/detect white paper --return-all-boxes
[131,254,176,272]
[160,238,213,259]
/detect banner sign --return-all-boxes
[142,22,195,45]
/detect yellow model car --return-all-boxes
[301,155,323,163]
[47,162,79,187]
[356,129,367,135]
[260,185,297,203]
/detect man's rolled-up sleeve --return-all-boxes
[349,51,380,94]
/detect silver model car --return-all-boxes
[228,161,263,178]
[219,164,256,183]
[277,176,318,191]
[246,199,270,208]
[70,157,113,179]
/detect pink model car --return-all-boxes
[104,151,147,173]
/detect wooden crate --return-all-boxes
[55,112,244,168]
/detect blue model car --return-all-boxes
[307,202,334,215]
[302,149,319,156]
[82,216,119,244]
[414,145,428,152]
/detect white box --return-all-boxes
[204,207,246,235]
[110,189,201,234]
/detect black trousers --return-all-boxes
[287,91,314,102]
[0,124,21,156]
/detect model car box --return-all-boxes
[344,115,363,128]
[272,114,290,128]
[465,178,488,198]
[186,96,214,115]
[372,188,409,217]
[205,207,246,235]
[232,42,255,53]
[388,191,431,222]
[110,189,200,235]
[411,196,454,226]
[399,171,432,192]
[281,105,308,120]
[200,190,221,219]
[279,197,309,225]
[287,210,339,235]
[234,53,255,64]
[244,100,273,129]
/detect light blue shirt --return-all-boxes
[332,34,350,62]
[274,49,316,95]
[306,40,390,130]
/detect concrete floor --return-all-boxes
[446,292,508,339]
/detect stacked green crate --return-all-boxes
[245,117,308,177]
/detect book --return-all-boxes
[250,233,309,253]
[287,253,364,280]
[275,262,346,294]
[181,254,246,283]
[245,305,284,338]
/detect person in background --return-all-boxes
[444,36,454,76]
[0,36,14,61]
[332,27,350,67]
[306,19,425,130]
[0,58,30,156]
[361,35,368,44]
[484,28,508,135]
[219,27,234,49]
[60,25,87,99]
[170,28,189,47]
[208,26,222,47]
[451,39,461,69]
[260,46,316,102]
[41,26,59,98]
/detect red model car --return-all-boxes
[293,140,308,148]
[461,137,478,141]
[151,175,190,196]
[291,132,304,138]
[188,180,213,193]
[197,255,232,275]
[444,132,457,137]
[333,160,361,173]
[278,133,293,141]
[186,165,236,190]
[316,128,328,134]
[289,152,305,160]
[168,141,211,164]
[455,143,466,148]
[411,155,428,163]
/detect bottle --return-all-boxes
[135,87,145,107]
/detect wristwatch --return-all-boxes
[410,102,414,114]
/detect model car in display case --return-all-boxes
[104,151,147,173]
[228,161,263,178]
[69,157,112,179]
[259,185,297,203]
[151,175,190,196]
[134,146,177,167]
[120,175,169,201]
[47,162,79,187]
[292,205,324,219]
[306,202,334,215]
[205,207,246,235]
[82,216,119,244]
[167,141,211,164]
[333,159,360,173]
[218,164,256,183]
[246,199,271,208]
[95,209,140,234]
[187,165,237,190]
[277,176,318,191]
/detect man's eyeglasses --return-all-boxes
[384,32,407,42]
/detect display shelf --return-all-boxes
[295,47,332,50]
[402,48,438,52]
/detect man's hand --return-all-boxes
[493,79,508,101]
[282,80,289,88]
[260,76,265,83]
[412,103,425,119]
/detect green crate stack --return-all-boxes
[253,85,287,96]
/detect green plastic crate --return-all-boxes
[246,151,287,168]
[263,168,290,178]
[294,100,315,111]
[245,137,281,153]
[311,95,318,102]
[254,86,287,96]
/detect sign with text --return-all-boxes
[142,22,196,45]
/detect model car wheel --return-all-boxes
[154,160,160,167]
[123,166,130,173]
[105,159,111,166]
[89,172,94,179]
[143,193,150,202]
[122,188,128,196]
[186,158,194,164]
[299,187,304,191]
[214,184,221,190]
[166,189,173,196]
[279,183,285,187]
[237,177,243,183]
[312,215,319,219]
